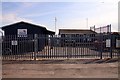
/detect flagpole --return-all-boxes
[55,17,57,35]
[86,18,88,28]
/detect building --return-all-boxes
[1,21,55,55]
[59,29,97,47]
[2,21,55,36]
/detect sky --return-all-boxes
[0,0,120,34]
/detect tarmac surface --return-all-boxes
[2,58,118,78]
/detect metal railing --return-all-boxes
[1,33,120,60]
[90,24,111,33]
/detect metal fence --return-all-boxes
[90,24,111,33]
[1,33,120,60]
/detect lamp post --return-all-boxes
[86,18,88,28]
[55,17,57,35]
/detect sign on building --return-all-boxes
[11,40,18,45]
[106,39,111,47]
[116,39,120,48]
[18,29,27,37]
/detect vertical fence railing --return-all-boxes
[109,25,113,59]
[2,33,120,60]
[34,34,38,60]
[113,34,120,58]
[100,33,103,59]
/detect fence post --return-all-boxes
[0,35,2,80]
[99,27,102,59]
[0,31,3,59]
[34,34,38,60]
[100,33,103,59]
[0,35,3,58]
[68,36,72,59]
[109,25,112,59]
[110,33,112,59]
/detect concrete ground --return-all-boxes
[2,59,118,78]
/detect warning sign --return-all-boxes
[106,39,111,47]
[12,40,18,45]
[116,39,120,48]
[18,29,27,37]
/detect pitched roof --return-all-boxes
[1,21,55,34]
[59,29,97,34]
[1,21,46,30]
